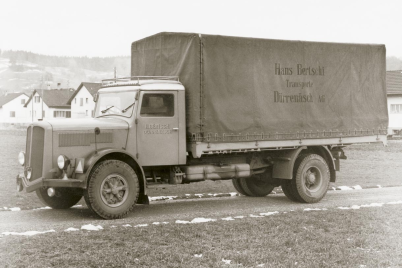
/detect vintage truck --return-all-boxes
[16,33,388,219]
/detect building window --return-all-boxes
[53,111,70,118]
[390,104,402,114]
[86,98,88,104]
[74,98,76,104]
[10,111,16,117]
[80,98,83,106]
[21,99,25,104]
[91,110,94,117]
[86,110,88,116]
[42,111,45,118]
[35,96,40,103]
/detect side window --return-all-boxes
[140,94,174,117]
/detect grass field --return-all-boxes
[1,205,401,267]
[1,129,402,209]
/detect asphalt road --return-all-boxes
[1,186,402,233]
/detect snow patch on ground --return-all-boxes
[304,208,322,211]
[260,211,279,216]
[33,206,52,210]
[122,224,132,227]
[352,185,363,190]
[387,200,402,205]
[134,224,148,227]
[222,258,232,264]
[191,218,217,223]
[249,214,264,218]
[81,224,103,231]
[176,220,190,224]
[9,207,21,211]
[149,196,177,201]
[64,227,79,232]
[337,186,353,190]
[222,217,235,221]
[2,230,55,236]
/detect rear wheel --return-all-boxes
[281,180,300,202]
[84,160,139,219]
[239,174,275,197]
[36,187,82,209]
[290,154,330,203]
[232,178,248,195]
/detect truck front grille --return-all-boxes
[26,126,45,181]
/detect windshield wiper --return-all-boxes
[101,106,114,113]
[122,102,135,113]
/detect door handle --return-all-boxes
[173,128,179,131]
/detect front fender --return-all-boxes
[82,148,146,194]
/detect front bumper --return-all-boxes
[16,173,86,193]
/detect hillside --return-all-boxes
[0,50,130,94]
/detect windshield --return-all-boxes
[95,91,137,118]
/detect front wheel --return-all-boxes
[84,160,139,219]
[290,154,330,203]
[36,187,82,209]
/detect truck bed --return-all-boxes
[131,32,388,148]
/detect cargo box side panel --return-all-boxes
[131,32,202,135]
[201,35,388,140]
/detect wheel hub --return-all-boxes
[100,174,129,208]
[307,172,316,184]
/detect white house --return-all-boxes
[67,82,101,118]
[24,88,75,122]
[0,93,30,124]
[387,70,402,135]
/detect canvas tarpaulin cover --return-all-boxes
[131,32,388,142]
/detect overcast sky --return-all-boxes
[0,0,401,58]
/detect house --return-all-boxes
[24,88,75,122]
[0,93,30,124]
[67,82,102,118]
[387,70,402,135]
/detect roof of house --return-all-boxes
[24,88,75,108]
[387,70,402,95]
[0,93,28,108]
[66,82,102,104]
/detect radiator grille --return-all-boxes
[25,126,32,166]
[26,126,45,181]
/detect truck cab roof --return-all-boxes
[100,76,185,92]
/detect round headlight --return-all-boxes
[57,155,69,170]
[18,151,26,166]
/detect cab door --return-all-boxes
[136,91,179,166]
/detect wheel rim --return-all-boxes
[302,167,322,193]
[100,174,129,208]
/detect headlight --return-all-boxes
[18,151,26,166]
[57,155,69,170]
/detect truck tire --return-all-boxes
[290,154,330,203]
[239,175,275,197]
[36,187,82,209]
[84,160,140,219]
[232,178,248,196]
[280,180,301,202]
